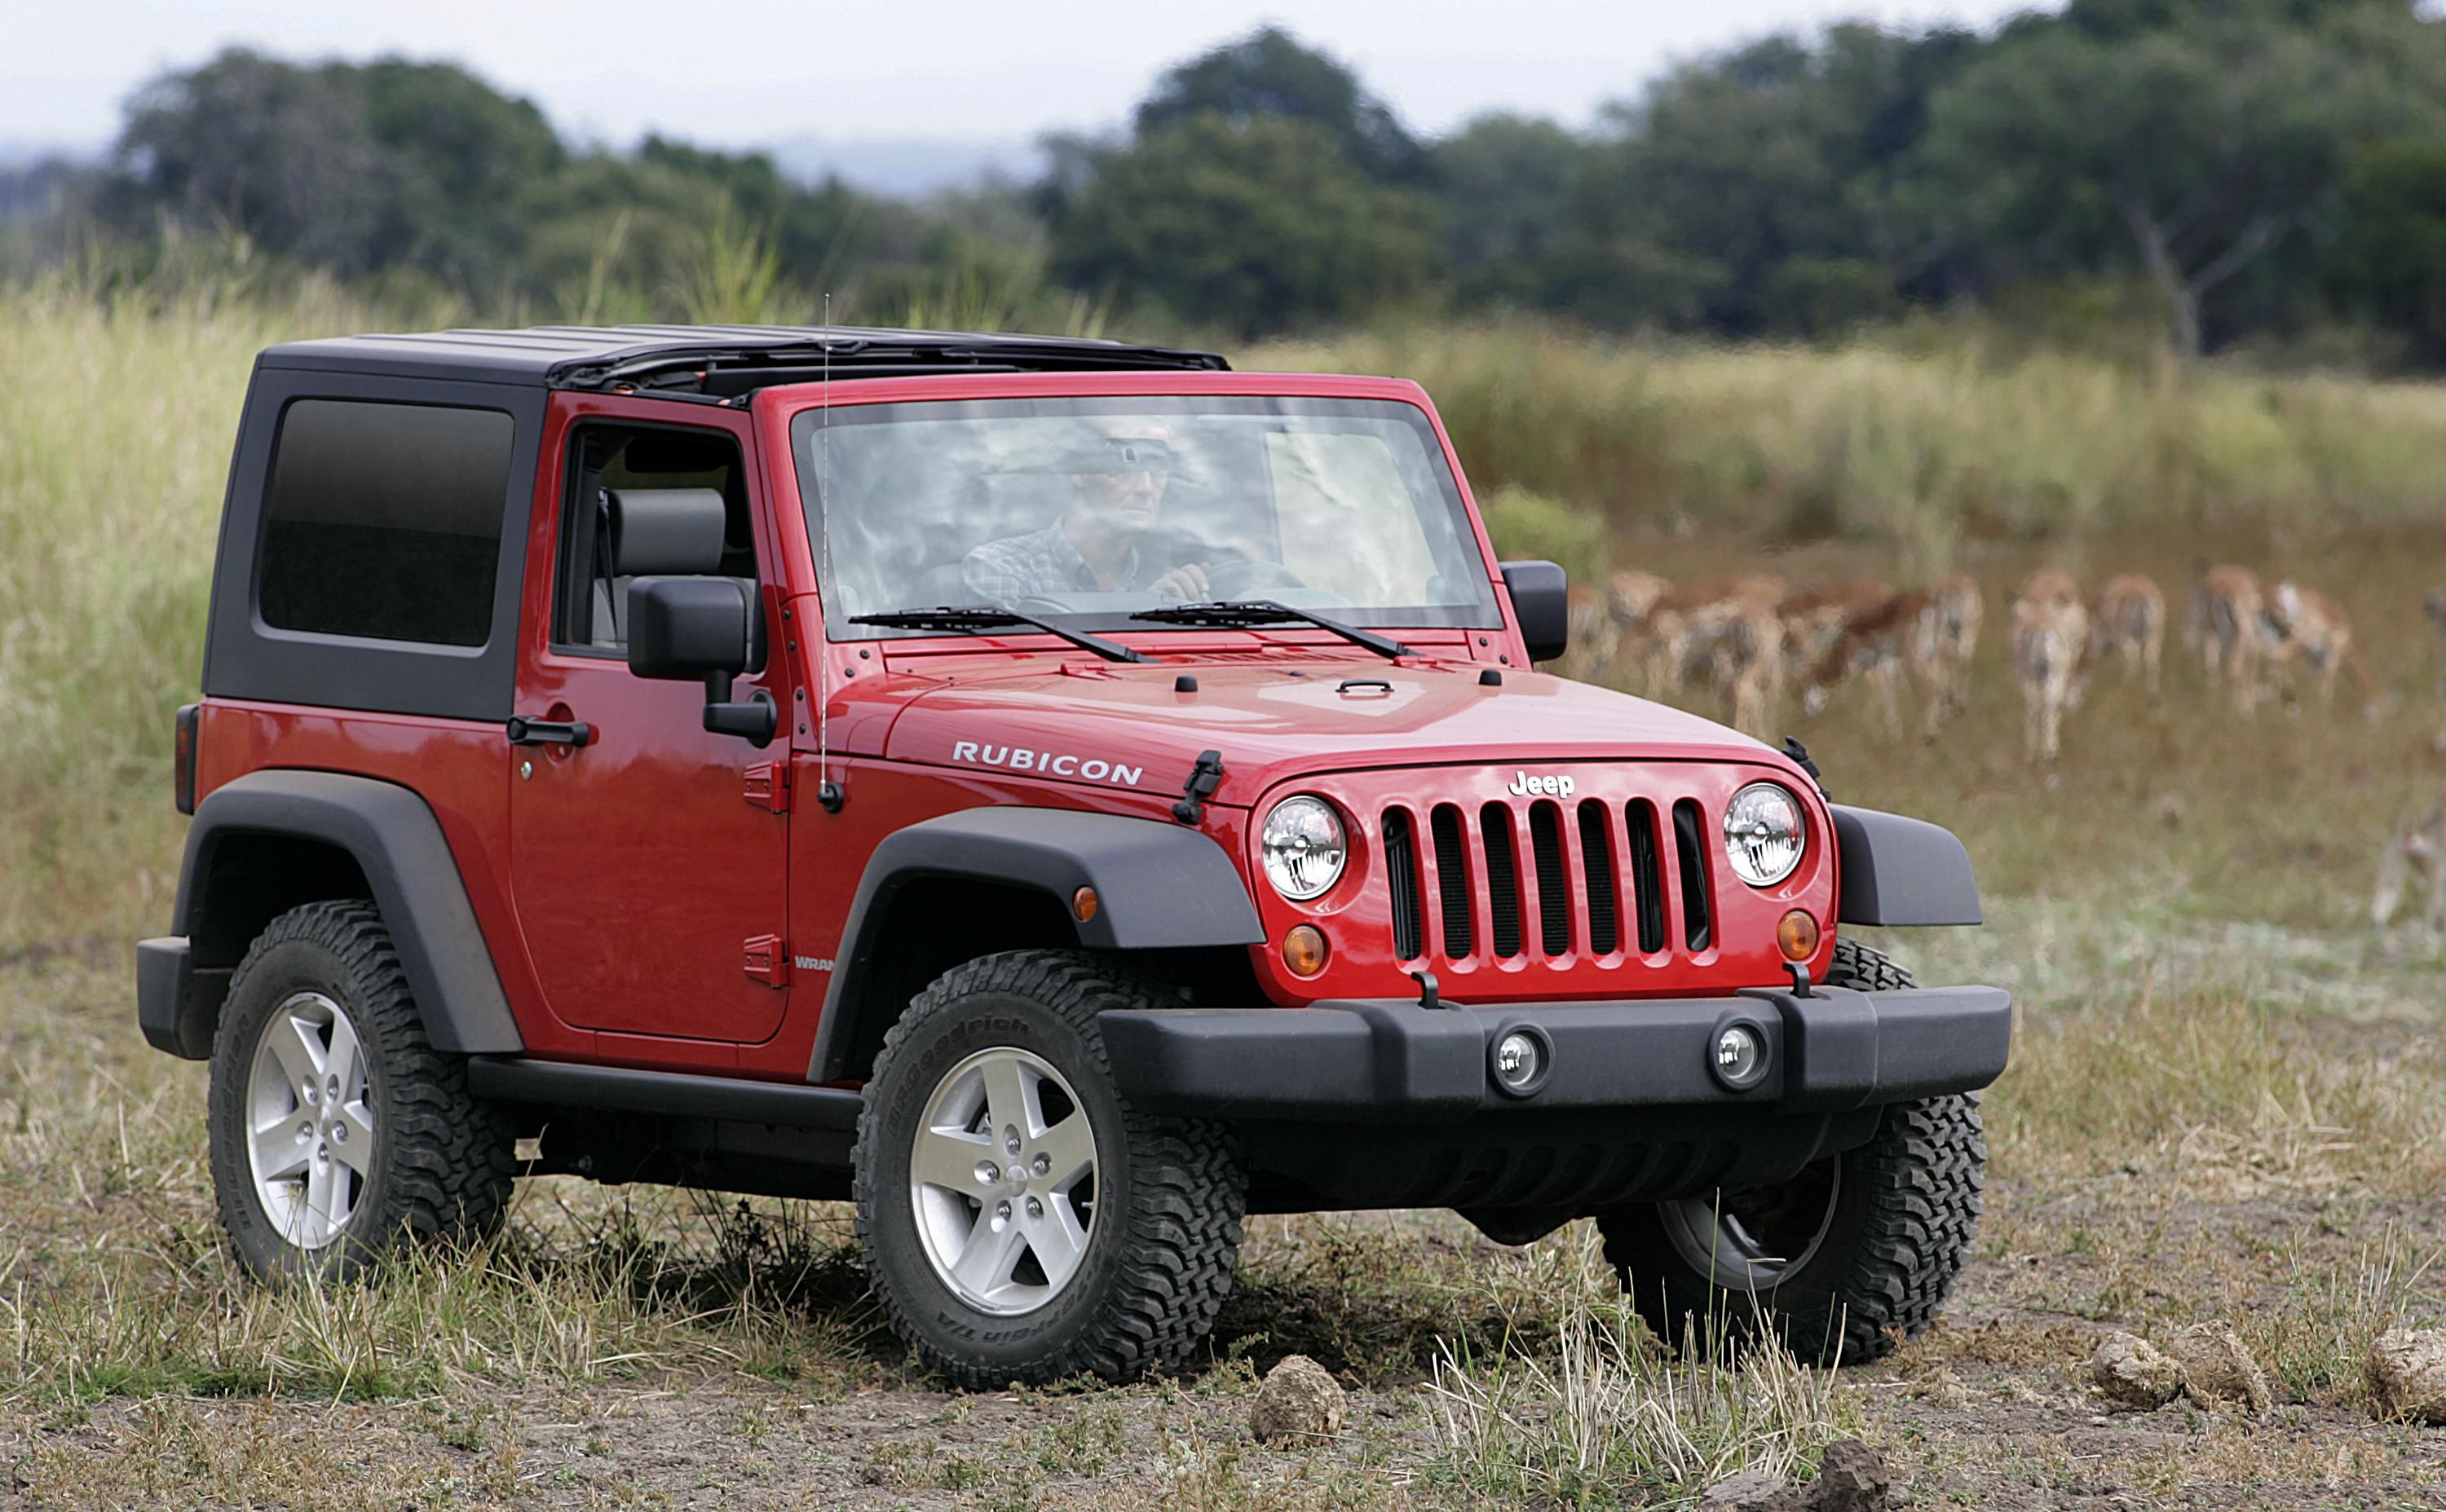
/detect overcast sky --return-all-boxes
[10,0,2053,157]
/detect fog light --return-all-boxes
[1711,1020,1768,1091]
[1282,924,1329,977]
[1489,1025,1552,1097]
[1777,910,1819,961]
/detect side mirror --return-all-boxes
[626,575,777,746]
[1499,560,1570,665]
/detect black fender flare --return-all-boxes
[170,769,524,1055]
[1828,804,1982,927]
[809,806,1265,1082]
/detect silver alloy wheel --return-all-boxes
[909,1046,1099,1316]
[245,990,374,1250]
[1659,1164,1842,1292]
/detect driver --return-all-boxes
[960,425,1212,603]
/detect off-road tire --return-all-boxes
[1597,938,1985,1364]
[853,950,1245,1388]
[208,900,515,1280]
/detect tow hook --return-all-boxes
[1785,962,1814,998]
[1172,749,1226,825]
[1410,969,1444,1010]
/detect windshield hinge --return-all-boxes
[744,760,791,813]
[743,934,788,988]
[1172,749,1226,826]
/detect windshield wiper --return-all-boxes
[847,606,1150,663]
[1129,600,1414,661]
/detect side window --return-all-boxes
[258,399,514,646]
[553,425,757,653]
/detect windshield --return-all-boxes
[790,395,1503,639]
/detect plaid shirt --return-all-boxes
[960,524,1144,602]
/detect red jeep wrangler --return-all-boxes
[137,325,2009,1386]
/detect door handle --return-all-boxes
[506,715,593,748]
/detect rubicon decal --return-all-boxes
[951,741,1146,787]
[1507,771,1576,798]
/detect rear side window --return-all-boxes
[257,399,514,647]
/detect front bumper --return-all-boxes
[1101,982,2011,1124]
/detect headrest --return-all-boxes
[604,487,727,576]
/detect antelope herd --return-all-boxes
[1561,561,2395,764]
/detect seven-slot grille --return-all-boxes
[1380,794,1715,966]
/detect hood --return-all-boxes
[876,656,1781,804]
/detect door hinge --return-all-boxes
[743,934,788,988]
[744,760,790,813]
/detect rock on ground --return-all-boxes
[2091,1330,2183,1409]
[1249,1354,1345,1444]
[1698,1467,1788,1509]
[2368,1329,2446,1424]
[2166,1323,2272,1415]
[1704,1440,1891,1512]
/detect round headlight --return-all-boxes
[1260,796,1347,901]
[1724,782,1805,888]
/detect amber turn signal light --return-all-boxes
[1777,910,1820,961]
[1282,924,1329,978]
[1072,887,1099,923]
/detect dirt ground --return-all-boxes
[10,532,2446,1509]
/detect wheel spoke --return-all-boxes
[329,1102,376,1177]
[979,1055,1040,1141]
[950,1206,1030,1299]
[265,1012,326,1090]
[1025,1202,1090,1292]
[1035,1111,1096,1192]
[912,1126,993,1192]
[303,1155,338,1232]
[252,1114,311,1184]
[323,1010,363,1102]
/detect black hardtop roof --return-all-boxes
[258,324,1230,395]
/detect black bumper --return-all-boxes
[136,935,224,1060]
[1101,982,2012,1125]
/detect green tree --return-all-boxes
[1046,114,1437,335]
[2334,138,2446,364]
[1913,9,2446,355]
[1132,25,1424,185]
[1431,113,1587,307]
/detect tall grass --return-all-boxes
[7,282,2446,942]
[1256,324,2446,562]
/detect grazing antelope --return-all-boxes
[2424,589,2446,710]
[1558,580,1620,682]
[1781,579,1897,691]
[2011,570,2087,764]
[1613,573,1785,701]
[1799,589,1931,737]
[2185,565,2266,714]
[2373,797,2446,932]
[1910,575,1983,733]
[2264,580,2378,716]
[2078,573,2166,703]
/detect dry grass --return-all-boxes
[9,284,2446,1504]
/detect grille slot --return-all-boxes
[1480,802,1523,959]
[1384,809,1424,961]
[1429,804,1474,958]
[1529,802,1571,955]
[1578,800,1619,955]
[1671,798,1713,952]
[1627,800,1666,953]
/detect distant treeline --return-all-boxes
[10,0,2446,362]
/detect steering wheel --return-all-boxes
[1199,557,1309,597]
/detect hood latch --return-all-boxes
[1172,749,1226,825]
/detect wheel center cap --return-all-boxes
[1006,1163,1028,1186]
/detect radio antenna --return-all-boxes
[815,293,843,813]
